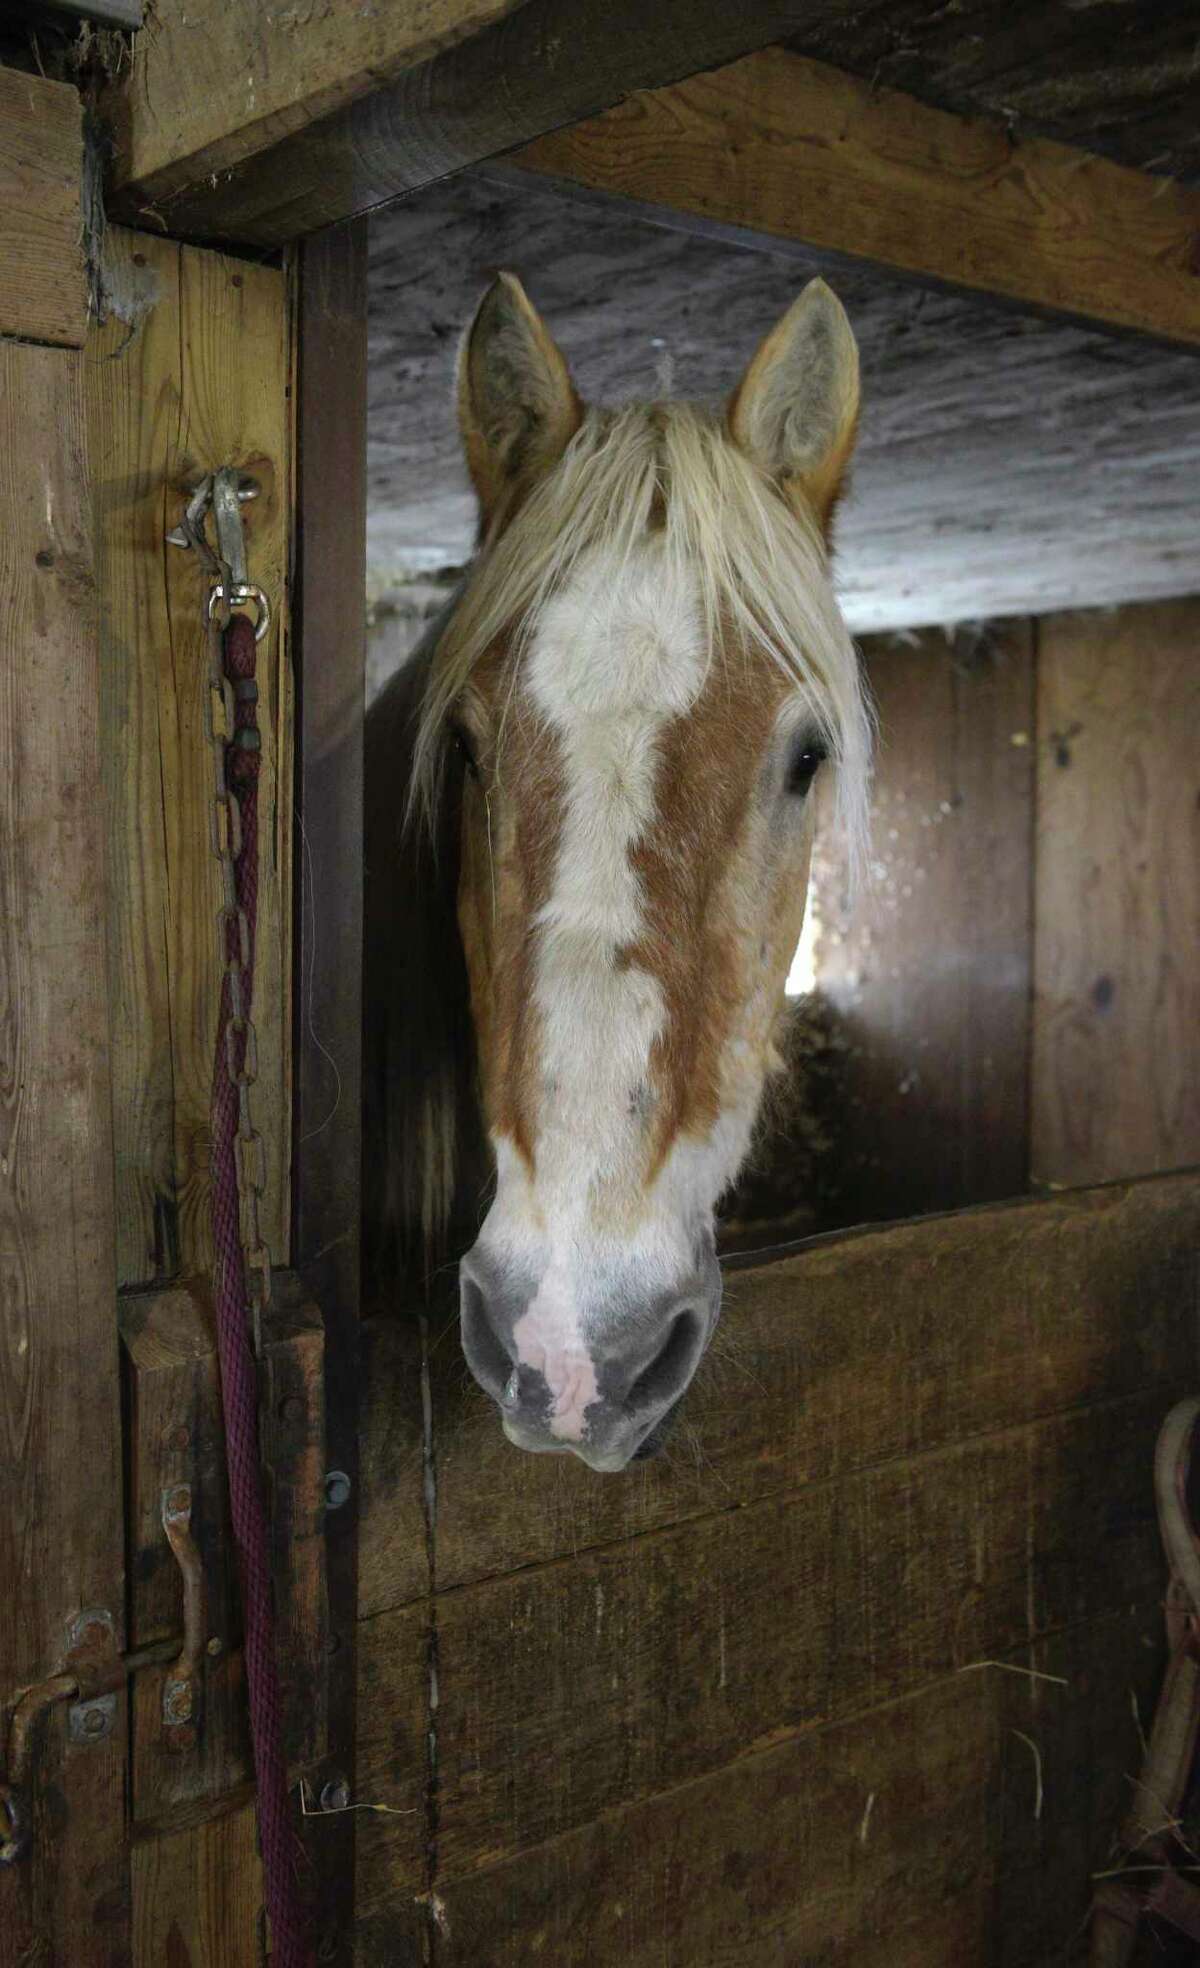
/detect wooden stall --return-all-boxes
[0,4,1197,1964]
[355,1174,1200,1963]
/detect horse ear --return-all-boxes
[727,279,860,533]
[457,272,583,527]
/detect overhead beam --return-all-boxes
[0,66,84,347]
[105,0,846,244]
[502,46,1200,350]
[104,0,530,212]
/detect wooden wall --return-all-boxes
[808,594,1200,1226]
[354,1173,1200,1963]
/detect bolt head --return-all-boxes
[324,1469,351,1511]
[319,1778,351,1813]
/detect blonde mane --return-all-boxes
[411,400,872,870]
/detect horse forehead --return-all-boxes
[525,542,709,726]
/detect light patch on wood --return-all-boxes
[86,227,293,1285]
[0,67,84,347]
[1032,596,1200,1187]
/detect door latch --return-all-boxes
[0,1484,206,1864]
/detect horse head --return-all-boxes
[398,272,870,1469]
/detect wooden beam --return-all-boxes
[503,45,1200,349]
[103,0,528,212]
[105,0,841,245]
[0,340,127,1964]
[0,66,84,347]
[291,217,369,1968]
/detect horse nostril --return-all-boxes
[459,1268,513,1403]
[627,1308,703,1413]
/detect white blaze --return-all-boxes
[486,540,708,1438]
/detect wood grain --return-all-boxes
[1032,598,1200,1187]
[131,1803,263,1968]
[0,343,127,1961]
[120,1274,328,1829]
[360,1392,1170,1892]
[87,227,293,1286]
[357,1608,1159,1965]
[293,217,369,1968]
[0,67,83,347]
[361,1173,1199,1613]
[105,0,850,245]
[508,46,1200,347]
[811,621,1035,1224]
[104,0,529,207]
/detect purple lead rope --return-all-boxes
[210,611,311,1967]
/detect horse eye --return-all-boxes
[450,721,479,778]
[785,737,827,798]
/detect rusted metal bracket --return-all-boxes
[0,1488,208,1865]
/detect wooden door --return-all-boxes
[0,63,128,1968]
[1,63,360,1967]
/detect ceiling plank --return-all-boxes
[504,46,1200,350]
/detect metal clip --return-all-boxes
[166,471,269,641]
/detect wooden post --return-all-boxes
[291,217,368,1968]
[0,76,128,1956]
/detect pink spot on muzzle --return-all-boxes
[512,1289,600,1442]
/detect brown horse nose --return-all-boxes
[458,1243,721,1468]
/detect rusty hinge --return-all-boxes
[0,1484,205,1865]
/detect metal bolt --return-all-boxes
[206,1636,223,1658]
[278,1394,305,1424]
[67,1694,116,1745]
[319,1777,351,1814]
[324,1470,351,1511]
[163,1681,194,1725]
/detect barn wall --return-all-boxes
[354,1173,1200,1963]
[808,592,1200,1228]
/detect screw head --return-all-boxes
[319,1777,351,1813]
[206,1635,223,1658]
[83,1707,107,1737]
[324,1469,351,1511]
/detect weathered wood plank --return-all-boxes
[87,227,292,1286]
[105,0,841,244]
[0,66,83,347]
[359,1608,1158,1965]
[506,46,1200,348]
[811,621,1035,1224]
[131,1802,263,1968]
[104,0,529,210]
[1032,598,1200,1188]
[120,1272,327,1828]
[0,343,127,1961]
[292,216,369,1968]
[361,1174,1200,1613]
[360,1392,1171,1888]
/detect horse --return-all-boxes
[364,271,871,1472]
